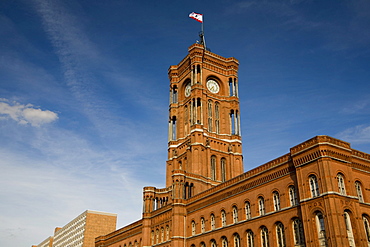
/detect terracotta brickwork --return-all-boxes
[95,44,370,247]
[84,211,117,247]
[97,137,370,247]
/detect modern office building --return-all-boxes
[33,236,53,247]
[33,210,116,247]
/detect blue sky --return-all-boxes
[1,0,370,246]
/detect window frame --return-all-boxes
[232,206,238,223]
[258,196,265,216]
[260,226,269,247]
[276,222,286,247]
[363,215,370,245]
[201,217,205,233]
[245,201,251,220]
[337,173,346,195]
[309,175,320,197]
[273,191,281,211]
[355,181,364,202]
[211,214,216,230]
[221,210,227,227]
[289,185,298,206]
[292,218,305,246]
[246,230,254,247]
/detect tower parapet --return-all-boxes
[167,44,244,197]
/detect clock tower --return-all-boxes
[167,44,244,198]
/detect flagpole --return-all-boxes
[189,12,206,49]
[200,15,206,49]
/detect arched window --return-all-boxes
[201,242,206,247]
[221,158,226,182]
[344,211,355,247]
[166,225,170,241]
[161,227,164,242]
[229,78,233,96]
[273,191,280,211]
[189,183,194,198]
[191,220,196,236]
[230,110,235,135]
[355,181,364,202]
[289,186,298,206]
[184,182,189,199]
[172,86,178,103]
[170,116,177,140]
[315,212,327,246]
[196,98,201,124]
[184,105,189,135]
[232,206,238,223]
[276,222,286,247]
[337,173,346,195]
[201,217,205,233]
[246,230,254,247]
[211,214,216,230]
[155,197,159,210]
[261,226,269,247]
[245,201,251,220]
[208,100,213,132]
[309,175,320,197]
[215,102,220,134]
[362,215,370,246]
[196,65,201,84]
[222,236,228,247]
[233,233,240,247]
[156,229,159,244]
[258,196,265,216]
[151,231,154,245]
[230,110,240,135]
[211,239,217,247]
[292,218,305,246]
[211,156,216,180]
[221,210,227,227]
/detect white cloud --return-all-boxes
[0,124,145,246]
[336,125,370,144]
[341,98,370,114]
[0,99,58,127]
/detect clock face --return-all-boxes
[207,79,220,94]
[185,84,191,97]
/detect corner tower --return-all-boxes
[166,44,244,198]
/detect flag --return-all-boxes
[189,12,203,23]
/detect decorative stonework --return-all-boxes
[290,135,351,155]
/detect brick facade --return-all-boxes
[95,44,370,247]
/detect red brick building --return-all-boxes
[95,44,370,247]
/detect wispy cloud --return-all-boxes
[336,125,370,144]
[341,99,370,114]
[30,0,164,139]
[31,0,101,100]
[0,122,145,245]
[0,99,58,127]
